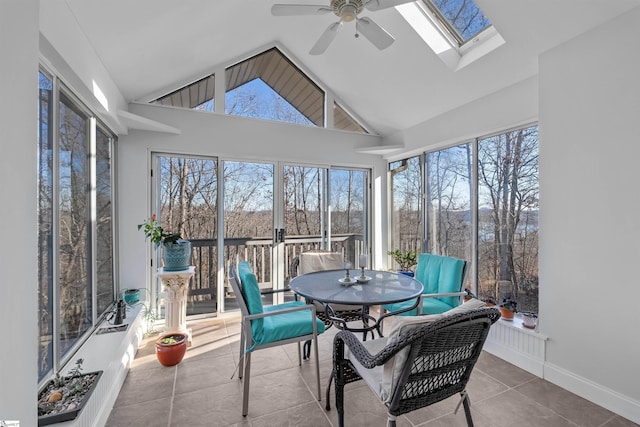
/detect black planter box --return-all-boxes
[38,370,103,426]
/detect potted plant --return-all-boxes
[481,297,497,306]
[37,359,103,426]
[463,288,477,302]
[122,288,141,305]
[138,214,191,271]
[387,249,418,277]
[155,332,188,367]
[499,298,517,321]
[521,311,538,329]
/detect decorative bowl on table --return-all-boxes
[338,277,356,286]
[356,276,372,284]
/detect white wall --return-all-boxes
[118,103,388,304]
[39,0,128,133]
[386,76,538,160]
[539,7,640,422]
[0,0,38,425]
[389,7,640,423]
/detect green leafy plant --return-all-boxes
[138,214,181,246]
[159,334,185,345]
[500,298,518,312]
[387,249,418,272]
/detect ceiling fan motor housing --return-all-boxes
[331,0,364,21]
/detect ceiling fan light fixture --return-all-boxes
[340,4,357,22]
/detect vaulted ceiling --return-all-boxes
[55,0,640,137]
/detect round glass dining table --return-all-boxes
[289,269,424,336]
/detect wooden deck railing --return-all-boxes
[184,234,365,314]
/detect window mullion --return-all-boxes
[89,117,98,324]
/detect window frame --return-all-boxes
[388,123,539,311]
[37,65,118,385]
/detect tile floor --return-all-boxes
[105,316,638,427]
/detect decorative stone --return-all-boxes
[47,391,62,403]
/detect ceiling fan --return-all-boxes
[271,0,415,55]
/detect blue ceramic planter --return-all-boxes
[162,240,191,271]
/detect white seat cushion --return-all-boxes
[353,299,487,403]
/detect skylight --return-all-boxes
[396,0,503,71]
[422,0,491,46]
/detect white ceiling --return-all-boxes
[62,0,639,137]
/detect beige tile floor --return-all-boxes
[106,316,638,427]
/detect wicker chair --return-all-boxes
[333,305,501,427]
[291,250,370,358]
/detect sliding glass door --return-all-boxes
[155,155,218,317]
[153,155,369,314]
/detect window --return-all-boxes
[152,74,215,111]
[334,102,368,134]
[422,0,491,45]
[477,126,539,312]
[389,157,423,254]
[38,69,117,382]
[390,124,539,313]
[424,144,473,263]
[149,47,369,133]
[397,0,503,70]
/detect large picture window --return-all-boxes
[38,69,117,382]
[390,124,539,313]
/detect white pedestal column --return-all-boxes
[158,266,195,345]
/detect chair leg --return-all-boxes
[313,336,322,401]
[325,370,333,410]
[387,414,397,427]
[241,352,251,417]
[303,339,311,360]
[462,393,474,427]
[238,330,245,379]
[335,372,345,427]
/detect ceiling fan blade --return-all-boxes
[356,17,395,50]
[310,21,343,55]
[365,0,417,12]
[271,4,334,16]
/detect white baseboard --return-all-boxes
[484,318,640,425]
[544,363,640,425]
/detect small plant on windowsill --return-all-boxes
[463,288,477,302]
[481,297,497,306]
[499,298,517,321]
[520,311,538,329]
[388,249,418,274]
[38,359,103,426]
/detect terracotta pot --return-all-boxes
[155,333,188,367]
[499,307,515,321]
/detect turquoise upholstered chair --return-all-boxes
[229,261,326,416]
[383,253,469,317]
